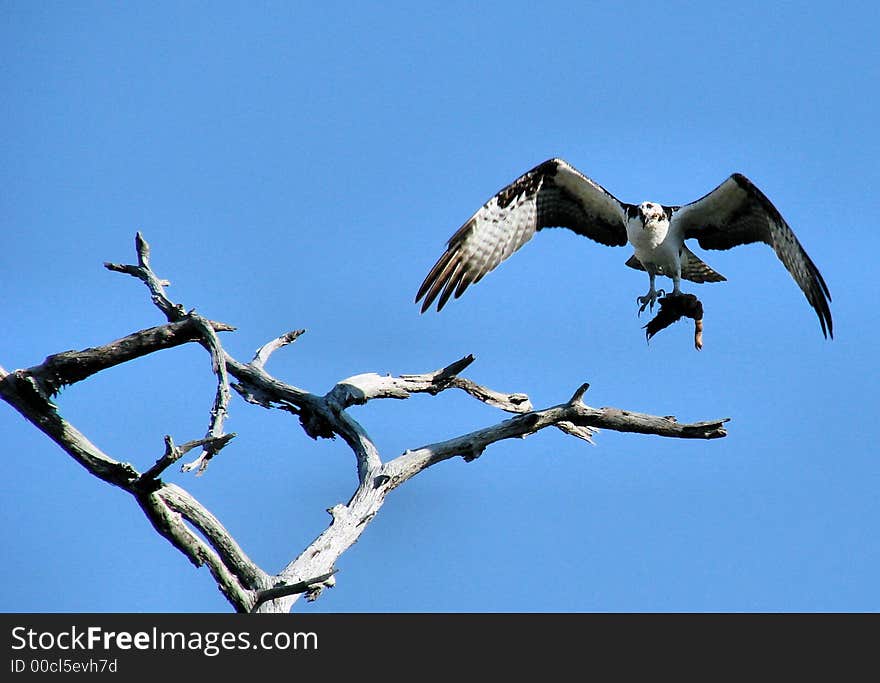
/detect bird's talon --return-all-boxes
[636,292,659,316]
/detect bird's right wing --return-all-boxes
[416,158,631,312]
[673,173,832,338]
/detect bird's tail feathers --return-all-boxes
[680,247,726,283]
[624,250,725,283]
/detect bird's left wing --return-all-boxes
[673,174,833,338]
[416,158,630,312]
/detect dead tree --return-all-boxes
[0,234,729,613]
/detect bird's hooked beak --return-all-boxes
[640,205,661,228]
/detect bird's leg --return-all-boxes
[636,271,664,315]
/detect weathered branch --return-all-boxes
[2,233,731,613]
[266,380,728,612]
[104,232,184,321]
[20,319,235,397]
[325,354,535,415]
[140,434,236,482]
[106,234,239,474]
[252,329,306,370]
[386,401,727,487]
[0,369,267,612]
[136,488,259,612]
[250,571,337,612]
[0,370,140,489]
[180,313,235,474]
[158,483,264,590]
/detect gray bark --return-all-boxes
[0,233,729,612]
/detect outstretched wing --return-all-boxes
[673,174,833,338]
[416,158,630,312]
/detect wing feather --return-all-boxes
[416,158,629,312]
[673,174,832,338]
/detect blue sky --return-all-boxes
[2,1,878,612]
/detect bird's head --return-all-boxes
[639,201,666,227]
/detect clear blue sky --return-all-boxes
[2,1,878,612]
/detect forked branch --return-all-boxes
[0,233,729,612]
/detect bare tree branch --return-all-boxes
[325,354,532,414]
[19,319,235,397]
[1,233,731,613]
[106,233,239,474]
[0,369,267,612]
[0,369,140,488]
[252,329,306,370]
[136,488,258,612]
[267,380,727,612]
[104,232,185,321]
[180,313,234,474]
[157,483,264,590]
[140,434,236,482]
[250,571,337,612]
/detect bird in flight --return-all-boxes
[415,158,832,338]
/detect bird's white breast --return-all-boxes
[626,215,681,274]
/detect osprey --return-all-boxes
[415,158,832,338]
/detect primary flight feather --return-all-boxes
[415,158,832,338]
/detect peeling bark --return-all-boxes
[0,234,729,612]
